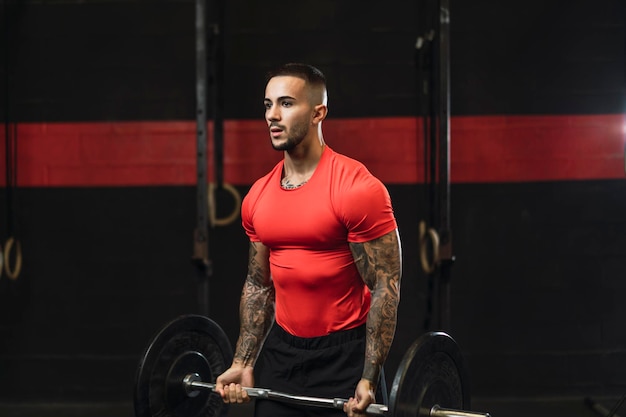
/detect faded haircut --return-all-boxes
[266,63,328,105]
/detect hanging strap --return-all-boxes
[3,1,22,281]
[206,6,240,228]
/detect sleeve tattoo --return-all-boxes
[233,241,275,367]
[349,229,402,387]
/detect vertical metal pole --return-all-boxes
[437,0,453,331]
[4,0,13,236]
[429,40,438,228]
[415,2,441,332]
[193,0,211,317]
[417,33,437,332]
[208,1,224,189]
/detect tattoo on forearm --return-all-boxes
[350,230,402,386]
[233,242,275,367]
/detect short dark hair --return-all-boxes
[266,63,327,90]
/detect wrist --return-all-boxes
[360,377,377,390]
[361,362,382,387]
[232,358,255,369]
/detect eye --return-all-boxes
[282,101,293,107]
[263,102,272,110]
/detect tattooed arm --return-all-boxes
[345,229,402,415]
[216,240,274,403]
[234,240,275,366]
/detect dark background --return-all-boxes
[0,0,625,415]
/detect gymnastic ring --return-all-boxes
[208,182,242,227]
[419,220,440,274]
[4,236,23,280]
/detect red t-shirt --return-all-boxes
[242,146,397,337]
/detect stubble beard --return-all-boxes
[271,122,309,151]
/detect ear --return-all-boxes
[312,104,328,125]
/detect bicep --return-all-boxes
[349,229,402,290]
[246,241,271,287]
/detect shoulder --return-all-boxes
[326,148,386,195]
[327,148,368,173]
[326,148,396,240]
[241,161,283,238]
[243,161,282,210]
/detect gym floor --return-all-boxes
[0,397,621,417]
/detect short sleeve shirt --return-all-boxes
[241,146,397,337]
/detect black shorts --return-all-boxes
[253,323,381,417]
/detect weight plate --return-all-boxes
[134,315,233,417]
[389,331,470,417]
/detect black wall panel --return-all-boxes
[452,0,625,115]
[451,180,626,397]
[2,2,197,122]
[2,0,623,123]
[0,186,249,401]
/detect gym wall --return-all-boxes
[0,0,624,404]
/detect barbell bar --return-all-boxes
[134,314,492,417]
[182,373,389,415]
[181,373,490,417]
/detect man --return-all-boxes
[216,63,402,417]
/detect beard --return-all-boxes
[271,120,310,151]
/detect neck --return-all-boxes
[283,135,325,174]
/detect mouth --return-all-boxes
[270,126,284,138]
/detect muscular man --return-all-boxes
[216,63,402,417]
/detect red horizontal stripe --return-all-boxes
[1,114,624,187]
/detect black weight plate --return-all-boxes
[389,332,470,417]
[134,315,233,417]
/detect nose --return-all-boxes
[266,105,280,122]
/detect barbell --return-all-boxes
[133,315,491,417]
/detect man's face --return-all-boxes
[263,76,314,151]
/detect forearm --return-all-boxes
[362,284,399,384]
[233,241,274,368]
[233,278,275,367]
